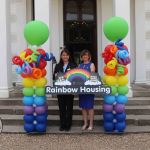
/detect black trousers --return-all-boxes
[57,95,74,128]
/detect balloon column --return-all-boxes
[102,17,131,133]
[12,20,55,133]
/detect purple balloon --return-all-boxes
[103,104,113,112]
[45,103,48,111]
[35,106,46,114]
[24,106,34,114]
[114,104,125,113]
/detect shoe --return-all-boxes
[87,126,93,131]
[59,127,65,131]
[65,126,71,131]
[82,125,88,131]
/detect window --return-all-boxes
[82,0,94,21]
[66,0,78,21]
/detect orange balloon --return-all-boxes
[32,68,42,79]
[104,66,117,76]
[124,67,128,75]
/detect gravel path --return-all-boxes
[0,133,150,150]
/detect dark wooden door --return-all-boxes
[63,0,97,69]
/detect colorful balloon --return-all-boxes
[34,96,46,106]
[35,77,47,88]
[35,88,45,96]
[104,122,114,132]
[24,20,49,46]
[22,78,34,87]
[103,17,129,42]
[105,76,117,86]
[23,88,34,96]
[103,112,114,122]
[118,86,129,95]
[110,86,117,95]
[104,95,116,104]
[117,76,128,86]
[24,124,35,133]
[23,96,34,106]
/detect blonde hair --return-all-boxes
[80,49,91,61]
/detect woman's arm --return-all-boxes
[90,63,96,72]
[53,64,58,80]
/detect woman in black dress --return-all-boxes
[53,49,76,131]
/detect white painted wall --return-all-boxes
[11,0,33,83]
[0,0,12,98]
[130,0,136,83]
[97,0,113,76]
[135,0,146,83]
[145,0,150,82]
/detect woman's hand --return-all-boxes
[90,63,96,72]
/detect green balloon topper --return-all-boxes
[103,17,129,42]
[24,20,49,46]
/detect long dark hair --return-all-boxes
[58,49,72,65]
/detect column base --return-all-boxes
[0,87,13,98]
[134,80,147,84]
[127,85,133,97]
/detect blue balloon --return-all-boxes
[36,114,47,123]
[103,113,114,122]
[104,122,114,132]
[115,122,126,132]
[23,115,35,123]
[104,95,116,104]
[115,113,126,122]
[116,95,128,104]
[23,96,34,106]
[36,124,46,132]
[24,123,35,133]
[34,96,46,106]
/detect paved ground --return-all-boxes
[0,133,150,150]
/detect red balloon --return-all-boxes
[25,48,33,57]
[41,69,47,77]
[12,56,24,66]
[38,59,47,69]
[37,49,46,56]
[102,45,117,64]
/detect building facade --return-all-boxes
[0,0,150,98]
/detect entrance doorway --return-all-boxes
[63,0,97,69]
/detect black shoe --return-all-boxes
[65,126,71,131]
[59,127,65,131]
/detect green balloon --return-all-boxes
[35,88,45,96]
[24,20,49,46]
[23,88,34,96]
[118,86,129,95]
[103,17,129,42]
[111,86,117,95]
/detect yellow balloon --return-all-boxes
[102,75,108,84]
[107,57,118,69]
[35,77,47,87]
[22,78,35,87]
[20,51,26,60]
[117,75,128,86]
[105,76,117,86]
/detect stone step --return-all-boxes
[0,97,150,106]
[0,105,150,115]
[133,91,150,97]
[2,125,150,133]
[1,114,150,126]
